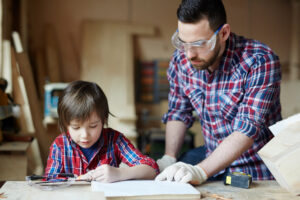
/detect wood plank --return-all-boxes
[258,120,300,195]
[12,32,50,165]
[0,181,106,200]
[2,40,12,94]
[11,45,35,133]
[0,141,30,152]
[1,181,299,200]
[198,181,300,200]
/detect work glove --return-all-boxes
[155,162,208,185]
[157,155,177,172]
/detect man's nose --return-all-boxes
[185,47,197,60]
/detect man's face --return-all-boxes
[178,19,221,71]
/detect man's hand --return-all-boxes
[157,155,177,172]
[77,165,121,182]
[155,162,207,185]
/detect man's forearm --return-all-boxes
[198,131,254,177]
[165,121,187,158]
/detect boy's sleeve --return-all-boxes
[44,142,63,178]
[115,134,159,174]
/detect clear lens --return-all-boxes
[171,31,217,54]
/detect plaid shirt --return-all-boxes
[45,128,159,178]
[163,32,282,180]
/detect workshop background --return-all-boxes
[0,0,299,181]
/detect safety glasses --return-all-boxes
[171,25,223,54]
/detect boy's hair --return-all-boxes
[58,80,109,133]
[177,0,227,31]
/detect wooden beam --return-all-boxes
[12,32,49,166]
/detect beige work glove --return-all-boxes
[157,155,177,172]
[155,162,208,185]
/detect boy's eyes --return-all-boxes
[89,125,98,128]
[71,124,98,129]
[71,126,80,130]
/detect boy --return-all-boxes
[45,80,158,182]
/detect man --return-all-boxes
[155,0,281,185]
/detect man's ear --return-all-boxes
[220,24,230,42]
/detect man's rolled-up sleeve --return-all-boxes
[233,53,281,139]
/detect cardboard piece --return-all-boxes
[258,114,300,195]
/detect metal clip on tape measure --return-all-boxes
[224,172,252,189]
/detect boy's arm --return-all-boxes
[82,164,156,182]
[44,143,63,178]
[116,133,159,175]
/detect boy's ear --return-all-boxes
[220,24,230,42]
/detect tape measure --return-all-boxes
[224,172,252,189]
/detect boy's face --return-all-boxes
[68,111,103,148]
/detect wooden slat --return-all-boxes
[12,32,50,165]
[11,46,34,133]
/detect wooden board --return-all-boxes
[197,181,300,200]
[80,20,155,141]
[258,121,300,195]
[11,46,35,134]
[1,181,299,200]
[0,181,105,200]
[12,32,50,165]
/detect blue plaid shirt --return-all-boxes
[163,32,282,180]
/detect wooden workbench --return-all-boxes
[198,181,300,200]
[0,181,299,200]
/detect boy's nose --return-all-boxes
[80,128,89,138]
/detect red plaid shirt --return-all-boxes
[45,128,159,178]
[163,33,282,180]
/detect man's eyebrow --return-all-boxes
[178,37,205,44]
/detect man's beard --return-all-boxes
[189,44,221,71]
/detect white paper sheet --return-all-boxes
[91,180,200,197]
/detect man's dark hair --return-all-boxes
[177,0,227,31]
[58,80,110,133]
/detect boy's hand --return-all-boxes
[77,169,95,181]
[155,162,208,185]
[90,165,121,183]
